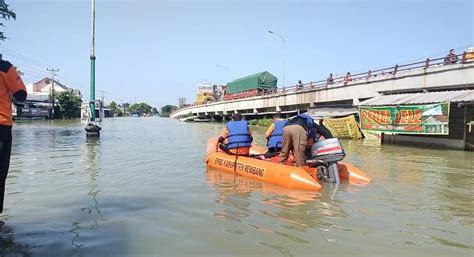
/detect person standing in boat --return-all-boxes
[218,113,253,156]
[0,59,27,214]
[315,120,333,140]
[265,113,287,157]
[279,113,316,167]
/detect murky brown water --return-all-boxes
[1,118,473,256]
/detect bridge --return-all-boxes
[171,54,474,119]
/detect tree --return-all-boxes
[55,91,82,119]
[128,102,153,115]
[107,101,123,117]
[122,102,130,116]
[0,1,16,41]
[161,105,177,113]
[160,105,178,117]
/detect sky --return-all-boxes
[2,0,473,108]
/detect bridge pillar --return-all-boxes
[253,108,258,114]
[276,106,281,112]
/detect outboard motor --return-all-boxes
[306,138,345,183]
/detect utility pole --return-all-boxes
[99,90,105,104]
[98,90,106,121]
[47,68,59,119]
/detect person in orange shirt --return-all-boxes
[218,113,252,156]
[0,59,27,213]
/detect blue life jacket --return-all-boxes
[267,120,287,149]
[226,120,252,149]
[297,113,316,140]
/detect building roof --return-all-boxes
[306,107,358,119]
[33,78,69,92]
[25,94,50,102]
[358,90,474,106]
[30,78,81,97]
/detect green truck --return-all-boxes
[224,71,278,100]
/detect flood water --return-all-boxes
[1,117,473,257]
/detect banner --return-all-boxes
[361,129,382,140]
[359,103,450,135]
[323,115,362,139]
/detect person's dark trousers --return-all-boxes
[0,125,12,213]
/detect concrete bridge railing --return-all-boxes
[171,54,474,118]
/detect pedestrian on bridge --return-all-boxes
[444,49,459,65]
[327,73,334,86]
[344,72,353,85]
[297,80,304,90]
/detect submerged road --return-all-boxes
[1,117,472,256]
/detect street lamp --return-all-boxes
[216,64,230,84]
[201,78,211,85]
[268,30,286,87]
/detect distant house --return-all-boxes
[14,78,82,120]
[12,94,50,120]
[25,78,82,98]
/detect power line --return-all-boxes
[0,46,51,68]
[1,46,88,90]
[16,66,48,76]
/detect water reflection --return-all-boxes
[206,168,352,256]
[207,169,347,225]
[69,138,105,249]
[0,222,32,257]
[207,168,319,207]
[434,151,474,227]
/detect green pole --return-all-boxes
[90,56,96,121]
[89,0,96,122]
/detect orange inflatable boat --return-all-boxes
[205,138,371,191]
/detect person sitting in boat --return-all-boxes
[218,113,253,156]
[280,113,316,166]
[265,113,287,157]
